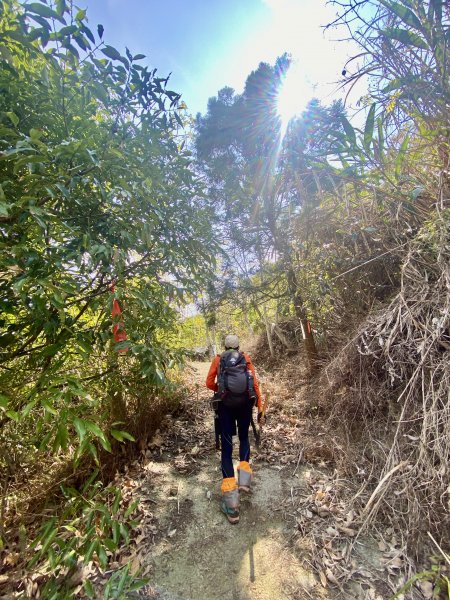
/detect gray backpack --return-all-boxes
[218,350,248,399]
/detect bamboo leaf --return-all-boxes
[381,27,428,49]
[363,104,376,151]
[377,117,384,158]
[73,417,86,442]
[430,0,442,25]
[380,1,422,30]
[395,135,410,178]
[340,115,356,147]
[84,580,95,599]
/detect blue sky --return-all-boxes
[83,0,365,118]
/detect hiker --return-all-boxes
[206,334,264,523]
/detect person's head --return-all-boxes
[224,334,239,351]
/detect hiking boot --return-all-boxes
[221,477,240,524]
[237,461,252,493]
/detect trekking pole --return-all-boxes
[251,415,260,448]
[253,388,270,449]
[208,393,221,450]
[214,410,221,450]
[261,390,270,422]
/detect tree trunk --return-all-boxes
[108,344,127,423]
[252,301,274,357]
[271,323,296,351]
[263,315,275,358]
[287,267,318,371]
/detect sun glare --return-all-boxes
[277,63,308,138]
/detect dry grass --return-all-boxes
[318,210,450,557]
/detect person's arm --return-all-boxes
[245,354,262,411]
[206,355,220,392]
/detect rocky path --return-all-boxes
[132,362,327,600]
[112,362,392,600]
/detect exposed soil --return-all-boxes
[121,362,390,600]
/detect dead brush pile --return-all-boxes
[320,210,450,555]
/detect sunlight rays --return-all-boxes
[277,61,309,139]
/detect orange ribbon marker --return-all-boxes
[111,282,128,353]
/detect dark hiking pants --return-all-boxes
[218,397,252,479]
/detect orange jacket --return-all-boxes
[206,352,262,411]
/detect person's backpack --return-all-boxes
[217,350,256,407]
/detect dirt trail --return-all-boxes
[137,362,328,600]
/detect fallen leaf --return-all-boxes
[150,433,163,449]
[389,556,403,569]
[418,581,433,599]
[336,525,356,537]
[168,529,177,538]
[190,445,200,456]
[130,553,140,575]
[319,570,327,588]
[325,568,339,585]
[345,509,355,525]
[4,552,20,567]
[318,507,331,517]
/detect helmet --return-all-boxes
[224,334,239,349]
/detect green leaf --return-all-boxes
[112,490,121,514]
[340,115,356,147]
[42,399,58,415]
[24,3,66,24]
[395,135,410,178]
[363,104,375,152]
[84,420,104,439]
[55,0,67,17]
[429,0,442,25]
[0,201,10,217]
[88,443,99,465]
[6,112,19,127]
[381,27,428,49]
[99,436,112,452]
[75,9,87,21]
[6,410,20,421]
[133,54,146,60]
[73,417,86,442]
[382,78,404,94]
[85,420,112,452]
[101,45,122,61]
[97,545,108,568]
[111,429,135,443]
[174,112,183,128]
[0,394,9,410]
[54,423,69,452]
[119,523,129,544]
[82,25,95,45]
[58,25,77,37]
[23,399,38,418]
[92,82,109,104]
[84,580,95,599]
[84,539,98,562]
[411,186,425,200]
[124,499,139,518]
[380,1,422,30]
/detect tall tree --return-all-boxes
[195,60,346,366]
[0,0,215,467]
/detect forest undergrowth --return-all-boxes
[250,211,450,598]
